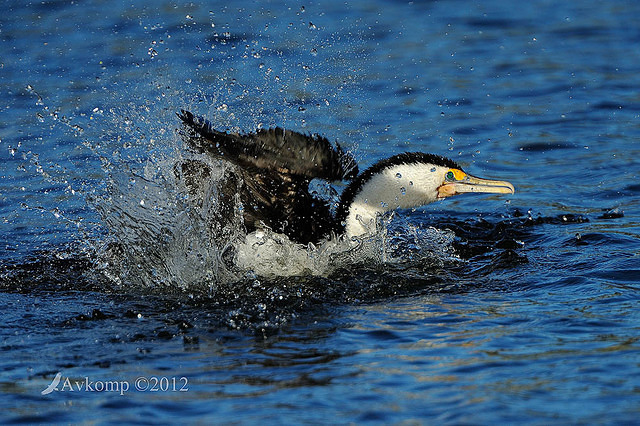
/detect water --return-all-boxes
[2,0,640,423]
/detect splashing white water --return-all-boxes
[93,141,460,290]
[19,85,460,292]
[234,216,459,278]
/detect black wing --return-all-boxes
[177,109,358,181]
[176,110,358,244]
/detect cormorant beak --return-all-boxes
[438,173,515,199]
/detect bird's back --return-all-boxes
[176,110,358,244]
[177,110,358,181]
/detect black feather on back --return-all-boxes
[176,109,359,244]
[177,110,358,181]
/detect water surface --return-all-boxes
[1,0,639,423]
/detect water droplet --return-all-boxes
[409,181,413,186]
[400,186,406,195]
[430,167,436,172]
[395,172,402,178]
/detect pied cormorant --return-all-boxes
[176,110,514,244]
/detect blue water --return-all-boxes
[2,0,640,423]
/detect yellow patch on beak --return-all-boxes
[450,169,467,181]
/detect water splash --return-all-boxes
[12,85,518,310]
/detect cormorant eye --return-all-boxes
[446,171,455,181]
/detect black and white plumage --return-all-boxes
[176,110,514,245]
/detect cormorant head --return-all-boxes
[340,152,514,238]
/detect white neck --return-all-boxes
[344,163,446,239]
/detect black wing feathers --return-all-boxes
[176,109,357,244]
[177,109,357,181]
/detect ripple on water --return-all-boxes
[2,0,640,423]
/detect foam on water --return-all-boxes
[235,223,459,278]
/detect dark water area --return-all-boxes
[2,0,640,423]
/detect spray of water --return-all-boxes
[14,84,461,300]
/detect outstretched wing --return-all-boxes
[177,109,358,181]
[176,110,358,243]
